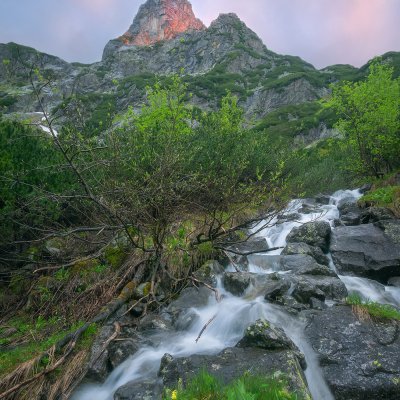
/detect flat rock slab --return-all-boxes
[159,347,311,399]
[330,223,400,280]
[305,305,400,400]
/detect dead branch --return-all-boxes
[214,245,284,257]
[190,277,222,303]
[89,322,121,367]
[195,314,217,343]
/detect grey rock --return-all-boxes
[282,242,329,266]
[85,324,114,382]
[237,319,295,351]
[290,275,347,303]
[388,277,400,287]
[330,224,400,280]
[264,280,291,301]
[108,339,139,369]
[315,194,331,205]
[360,207,395,224]
[226,238,269,255]
[305,305,400,400]
[376,219,400,244]
[193,260,224,286]
[286,221,331,252]
[114,380,163,400]
[138,313,173,333]
[280,254,336,277]
[222,272,270,296]
[159,348,311,398]
[309,297,327,310]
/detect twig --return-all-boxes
[89,322,121,367]
[214,246,284,256]
[190,277,221,302]
[195,315,217,343]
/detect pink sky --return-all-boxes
[0,0,399,68]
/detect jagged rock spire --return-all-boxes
[120,0,205,46]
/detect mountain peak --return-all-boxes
[119,0,205,47]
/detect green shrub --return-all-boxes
[359,186,400,207]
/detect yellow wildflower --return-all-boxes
[171,390,178,400]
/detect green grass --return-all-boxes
[0,316,98,377]
[346,293,400,321]
[164,370,299,400]
[359,186,400,207]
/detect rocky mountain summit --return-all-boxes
[104,0,205,58]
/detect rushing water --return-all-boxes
[73,189,400,400]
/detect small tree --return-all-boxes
[328,60,400,177]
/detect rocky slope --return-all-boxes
[0,0,399,138]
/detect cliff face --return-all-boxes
[104,0,205,58]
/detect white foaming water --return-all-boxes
[73,188,399,400]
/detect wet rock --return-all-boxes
[337,196,357,211]
[330,224,400,280]
[226,238,269,255]
[222,272,252,295]
[280,254,336,277]
[360,207,395,224]
[237,319,294,351]
[292,280,325,303]
[315,194,331,205]
[114,380,163,400]
[85,324,114,382]
[108,339,139,369]
[291,275,347,303]
[159,348,311,398]
[309,297,327,310]
[359,183,372,194]
[282,242,330,266]
[305,305,400,400]
[286,221,331,252]
[278,295,309,313]
[138,313,173,333]
[264,280,291,301]
[340,212,361,226]
[388,277,400,287]
[193,260,224,286]
[277,212,301,223]
[376,220,400,244]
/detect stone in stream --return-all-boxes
[159,348,311,399]
[280,254,336,277]
[388,277,400,287]
[237,319,295,351]
[282,242,330,266]
[114,380,163,400]
[264,280,291,301]
[226,237,270,255]
[305,305,400,400]
[222,272,271,296]
[108,338,140,369]
[286,221,331,253]
[193,259,225,286]
[315,194,331,205]
[290,275,347,304]
[330,223,400,281]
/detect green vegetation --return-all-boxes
[346,293,400,321]
[359,186,400,208]
[164,370,299,400]
[327,60,400,177]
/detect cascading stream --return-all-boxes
[73,189,400,400]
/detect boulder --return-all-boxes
[286,221,331,252]
[114,380,163,400]
[280,254,336,277]
[226,238,270,255]
[376,220,400,244]
[315,194,331,205]
[290,275,347,303]
[193,260,224,286]
[264,280,291,301]
[282,242,329,266]
[222,272,270,296]
[388,277,400,287]
[85,324,114,382]
[236,319,294,351]
[330,224,400,281]
[108,339,139,369]
[360,207,395,224]
[305,305,400,400]
[159,348,311,398]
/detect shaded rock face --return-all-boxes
[305,306,400,400]
[330,224,400,281]
[104,0,205,55]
